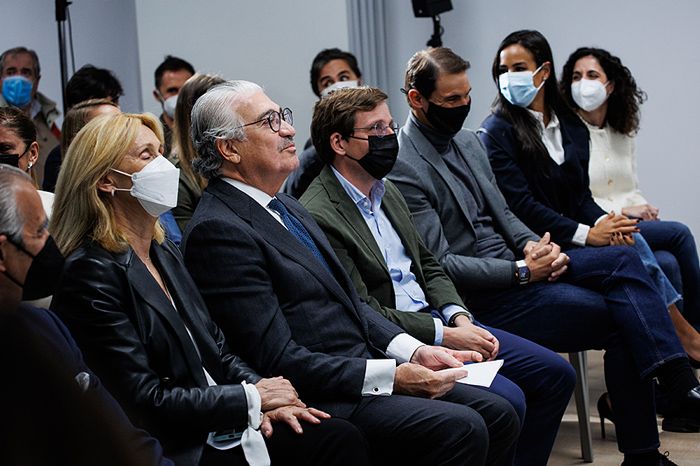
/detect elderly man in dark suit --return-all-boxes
[0,164,172,466]
[299,85,577,466]
[389,47,700,466]
[182,80,521,466]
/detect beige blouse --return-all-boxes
[584,120,648,213]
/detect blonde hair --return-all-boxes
[51,112,165,256]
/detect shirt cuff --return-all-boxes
[386,332,425,363]
[441,304,473,325]
[572,223,590,247]
[362,359,396,396]
[433,317,444,345]
[242,381,262,427]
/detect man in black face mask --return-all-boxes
[0,164,173,465]
[301,85,577,466]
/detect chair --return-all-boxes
[569,351,594,463]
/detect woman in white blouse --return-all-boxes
[560,47,700,339]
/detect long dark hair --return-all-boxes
[560,47,646,136]
[490,30,577,173]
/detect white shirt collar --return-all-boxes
[221,177,285,227]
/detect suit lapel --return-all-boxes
[151,243,223,381]
[402,117,477,233]
[125,246,208,386]
[209,179,357,313]
[319,167,388,276]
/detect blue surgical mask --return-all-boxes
[498,64,545,108]
[2,75,33,108]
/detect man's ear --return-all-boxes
[153,89,162,103]
[329,132,347,157]
[0,235,7,272]
[407,89,424,110]
[216,138,241,165]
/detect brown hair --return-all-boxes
[60,98,119,154]
[403,47,470,100]
[171,73,225,190]
[311,86,388,164]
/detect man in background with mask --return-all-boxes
[0,47,60,188]
[152,55,194,157]
[0,164,172,466]
[283,48,363,198]
[300,85,576,466]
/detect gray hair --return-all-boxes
[190,80,262,180]
[0,47,41,78]
[0,165,33,245]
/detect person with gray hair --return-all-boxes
[1,47,61,187]
[0,164,174,466]
[183,80,520,466]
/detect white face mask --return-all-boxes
[320,79,360,98]
[162,94,178,119]
[571,79,609,112]
[111,155,180,217]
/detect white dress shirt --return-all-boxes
[221,177,424,396]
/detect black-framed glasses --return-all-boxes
[236,107,293,133]
[352,121,399,139]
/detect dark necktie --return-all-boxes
[268,198,332,273]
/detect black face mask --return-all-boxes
[0,153,20,168]
[346,133,399,180]
[425,101,471,135]
[18,235,65,301]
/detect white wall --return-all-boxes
[134,0,349,145]
[0,0,142,117]
[384,0,700,249]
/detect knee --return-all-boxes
[556,357,578,398]
[444,405,491,447]
[485,393,522,443]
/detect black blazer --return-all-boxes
[480,112,606,247]
[51,239,261,466]
[182,178,404,416]
[0,305,172,466]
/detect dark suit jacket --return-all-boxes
[0,305,172,466]
[301,165,467,344]
[51,240,260,466]
[479,112,605,247]
[182,178,404,415]
[389,115,538,292]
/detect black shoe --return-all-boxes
[621,451,679,466]
[663,386,700,433]
[597,392,615,439]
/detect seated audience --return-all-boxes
[559,46,700,333]
[0,106,53,215]
[283,48,363,198]
[389,46,700,466]
[49,112,368,466]
[0,46,60,188]
[153,55,195,157]
[43,64,124,191]
[300,85,576,466]
[182,80,521,466]
[0,164,172,466]
[170,73,226,231]
[478,30,700,366]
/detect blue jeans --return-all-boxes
[632,233,681,307]
[638,220,700,330]
[478,325,575,466]
[466,246,686,454]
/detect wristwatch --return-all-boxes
[515,260,530,285]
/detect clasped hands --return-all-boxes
[522,232,569,282]
[255,376,329,438]
[587,212,640,247]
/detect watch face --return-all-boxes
[518,266,530,283]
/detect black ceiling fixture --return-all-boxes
[411,0,453,48]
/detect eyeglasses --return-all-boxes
[352,122,399,139]
[236,108,293,133]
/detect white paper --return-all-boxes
[439,360,504,387]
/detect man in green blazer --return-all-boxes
[300,86,576,466]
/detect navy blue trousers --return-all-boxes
[479,325,576,466]
[638,220,700,330]
[467,246,686,454]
